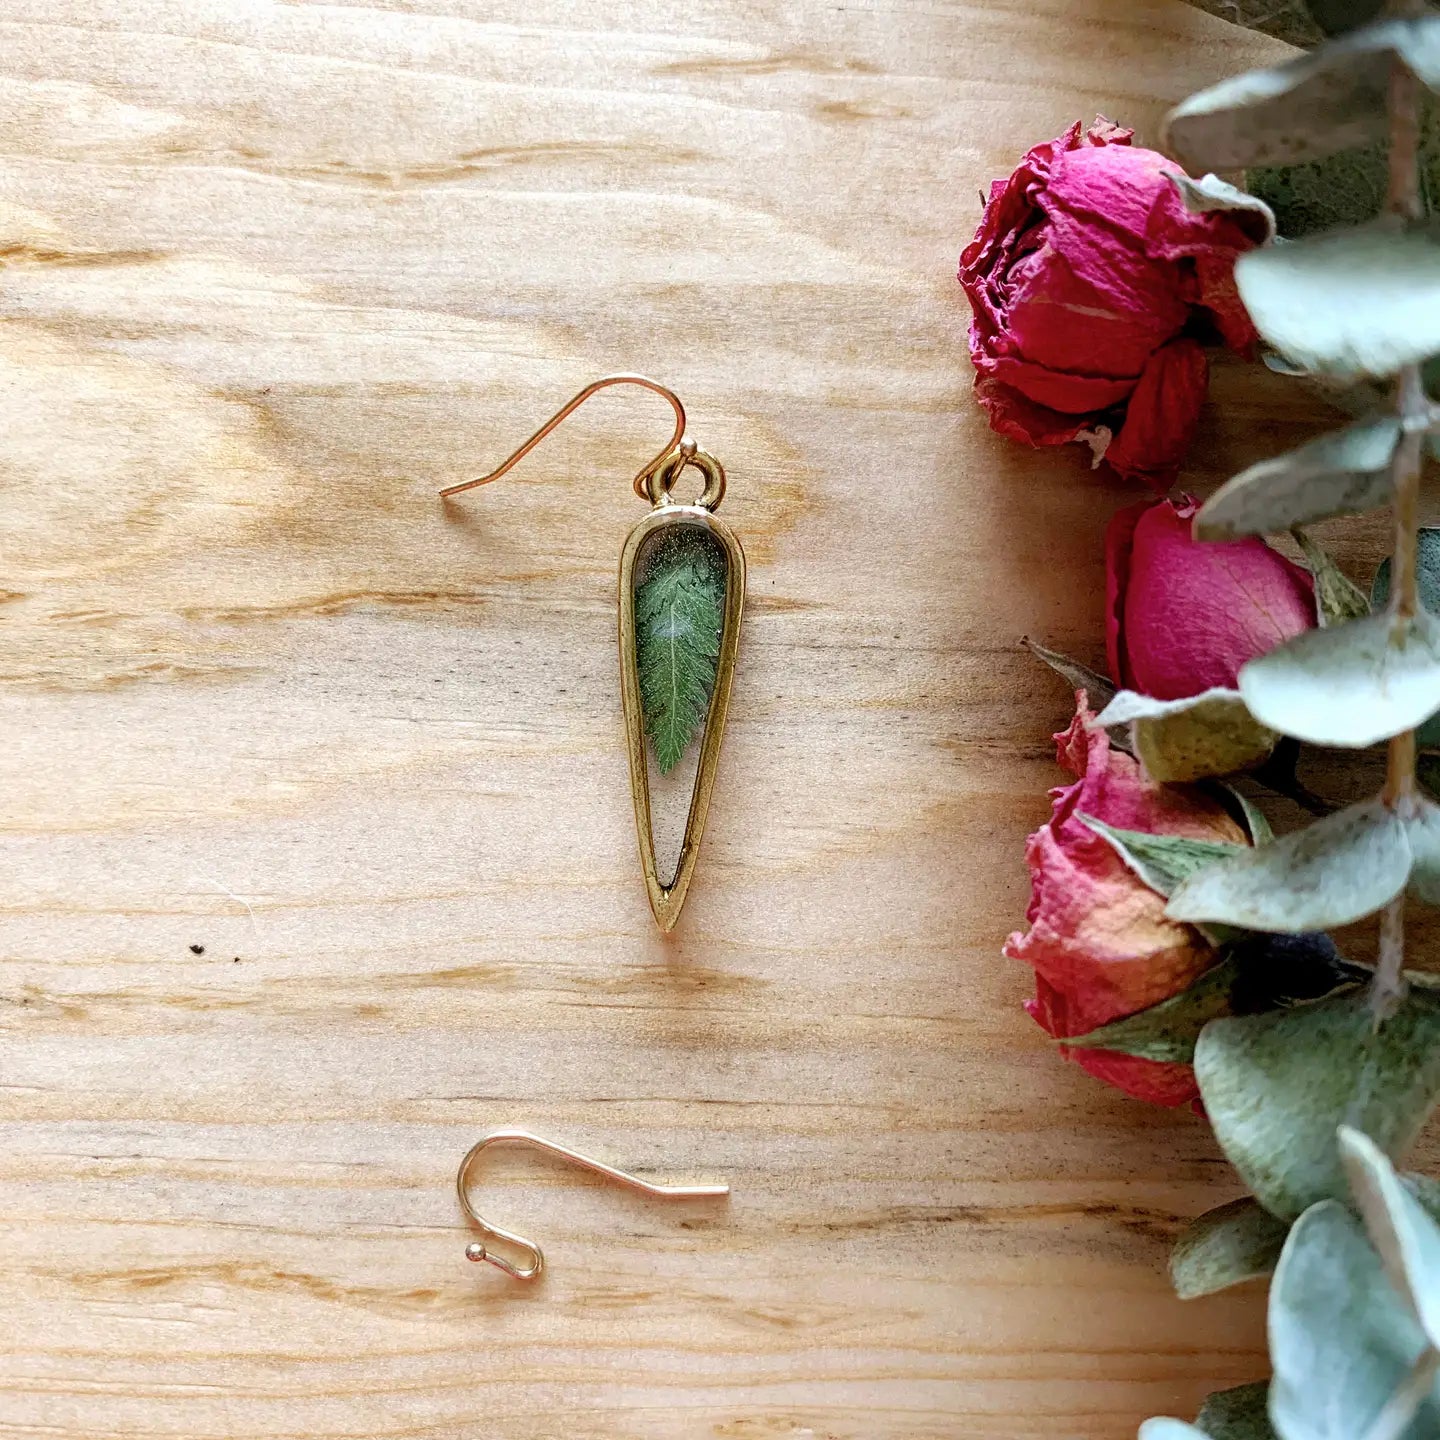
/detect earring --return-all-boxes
[443,375,746,933]
[456,1126,730,1280]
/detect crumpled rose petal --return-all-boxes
[1004,693,1247,1107]
[1101,339,1208,491]
[974,377,1093,450]
[1027,976,1201,1107]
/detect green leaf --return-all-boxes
[1293,527,1372,628]
[1078,816,1246,897]
[1210,781,1274,844]
[1270,1200,1440,1440]
[1236,226,1440,380]
[1195,990,1440,1219]
[1167,798,1411,932]
[1341,1126,1440,1347]
[1096,688,1277,782]
[1196,1382,1276,1440]
[1195,419,1399,540]
[1022,638,1116,710]
[634,526,726,773]
[1165,17,1440,171]
[1172,1197,1290,1299]
[1065,957,1243,1065]
[1239,610,1440,748]
[1022,638,1131,750]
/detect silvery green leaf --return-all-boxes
[1097,688,1277,782]
[1195,991,1440,1219]
[1197,1382,1276,1440]
[1293,527,1372,627]
[1166,172,1277,240]
[1341,1126,1440,1347]
[1239,610,1440,748]
[1164,17,1440,171]
[1373,529,1440,613]
[1373,532,1440,747]
[1270,1200,1440,1440]
[1211,782,1274,844]
[1171,1197,1290,1299]
[1139,1422,1210,1440]
[1167,798,1410,932]
[1065,958,1242,1064]
[1078,816,1245,897]
[1406,801,1440,906]
[1195,419,1398,540]
[1235,227,1440,380]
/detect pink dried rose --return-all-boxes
[1106,495,1316,701]
[957,119,1272,490]
[1005,694,1248,1106]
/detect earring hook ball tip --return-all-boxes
[464,1242,487,1262]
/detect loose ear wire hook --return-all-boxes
[456,1127,729,1281]
[457,1128,729,1280]
[440,374,688,502]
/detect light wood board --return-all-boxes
[0,4,1313,1436]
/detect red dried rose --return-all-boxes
[958,119,1271,490]
[1106,495,1316,700]
[1004,693,1249,1106]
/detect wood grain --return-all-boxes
[0,4,1312,1436]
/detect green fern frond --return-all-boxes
[634,526,726,773]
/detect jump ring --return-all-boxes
[646,446,726,511]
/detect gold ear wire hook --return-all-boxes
[456,1126,729,1281]
[440,374,688,502]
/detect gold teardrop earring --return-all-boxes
[442,375,746,933]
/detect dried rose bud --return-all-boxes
[1106,495,1315,700]
[958,119,1271,489]
[1005,694,1249,1106]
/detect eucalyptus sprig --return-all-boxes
[1163,0,1440,1015]
[1127,1,1440,1433]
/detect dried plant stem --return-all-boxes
[1377,57,1425,1020]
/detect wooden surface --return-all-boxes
[0,4,1306,1437]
